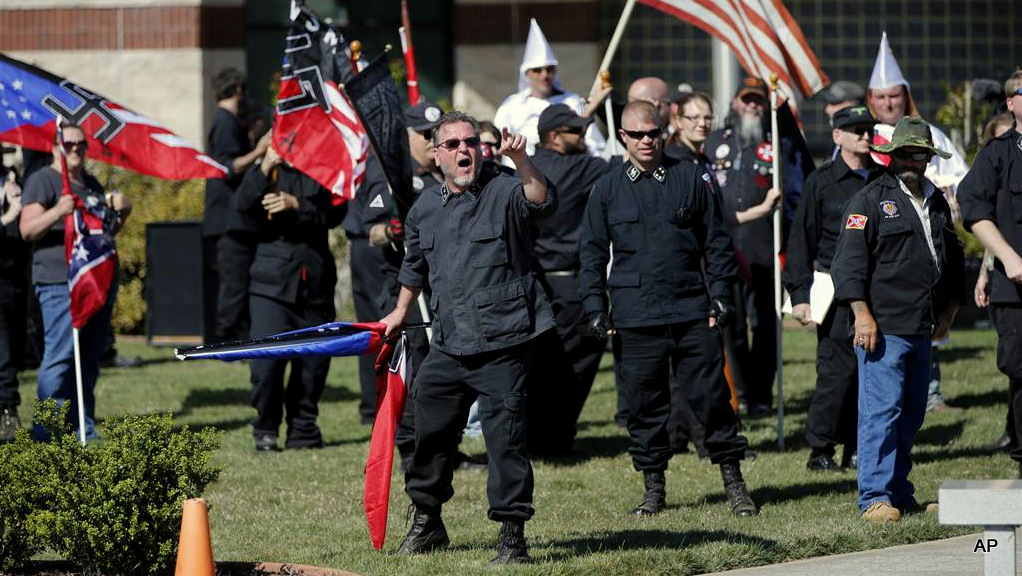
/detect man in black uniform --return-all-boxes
[832,117,964,521]
[784,106,884,471]
[957,70,1022,478]
[381,112,554,564]
[526,104,611,456]
[203,68,270,342]
[0,168,27,441]
[234,144,346,452]
[580,100,758,518]
[704,77,786,417]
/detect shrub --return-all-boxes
[0,429,47,573]
[0,402,222,575]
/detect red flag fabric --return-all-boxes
[400,0,421,105]
[272,2,369,205]
[0,53,228,181]
[59,135,117,330]
[364,334,409,550]
[636,0,828,99]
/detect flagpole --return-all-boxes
[769,73,784,451]
[601,71,618,156]
[338,45,433,343]
[589,0,637,98]
[399,0,421,105]
[72,327,87,444]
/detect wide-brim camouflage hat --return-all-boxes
[870,116,952,159]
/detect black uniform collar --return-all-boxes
[831,154,882,180]
[626,162,667,183]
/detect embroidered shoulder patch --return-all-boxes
[845,214,868,229]
[879,200,899,218]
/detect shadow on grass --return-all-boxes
[915,421,964,446]
[949,387,1010,410]
[538,528,778,560]
[912,444,1009,464]
[531,433,631,466]
[696,477,858,508]
[938,346,986,364]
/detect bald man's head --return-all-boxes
[627,77,670,125]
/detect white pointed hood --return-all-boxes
[517,18,561,93]
[867,31,919,119]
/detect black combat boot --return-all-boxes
[398,505,450,555]
[720,461,758,517]
[490,520,530,565]
[630,470,666,516]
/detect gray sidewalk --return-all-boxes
[702,534,993,576]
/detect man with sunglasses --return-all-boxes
[832,116,964,522]
[784,106,885,473]
[20,124,132,441]
[381,112,554,564]
[580,100,758,519]
[957,69,1022,479]
[525,104,611,457]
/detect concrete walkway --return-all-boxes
[703,534,994,576]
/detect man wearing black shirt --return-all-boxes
[203,68,270,342]
[382,112,554,564]
[957,70,1022,478]
[580,101,757,518]
[526,104,611,456]
[0,168,27,441]
[784,106,884,471]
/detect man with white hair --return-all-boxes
[493,18,607,161]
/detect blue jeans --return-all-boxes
[856,334,930,512]
[33,281,116,441]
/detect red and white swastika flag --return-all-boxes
[637,0,828,99]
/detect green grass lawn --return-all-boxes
[17,327,1014,576]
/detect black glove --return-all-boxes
[709,298,733,326]
[588,312,613,341]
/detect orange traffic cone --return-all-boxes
[175,498,215,576]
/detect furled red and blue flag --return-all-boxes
[0,53,227,180]
[58,130,118,330]
[174,321,386,361]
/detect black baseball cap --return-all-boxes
[832,105,877,129]
[404,102,443,132]
[537,104,592,136]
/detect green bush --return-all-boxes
[0,429,47,572]
[0,401,222,575]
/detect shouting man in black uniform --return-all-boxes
[784,105,884,472]
[579,100,758,518]
[381,112,555,564]
[526,104,611,456]
[958,69,1022,478]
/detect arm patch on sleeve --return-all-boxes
[845,214,868,229]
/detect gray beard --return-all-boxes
[738,115,764,143]
[441,162,482,189]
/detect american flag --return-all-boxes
[637,0,828,99]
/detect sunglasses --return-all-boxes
[555,126,585,136]
[1013,87,1022,97]
[62,140,88,152]
[620,127,663,141]
[891,150,931,161]
[438,136,481,151]
[841,125,873,136]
